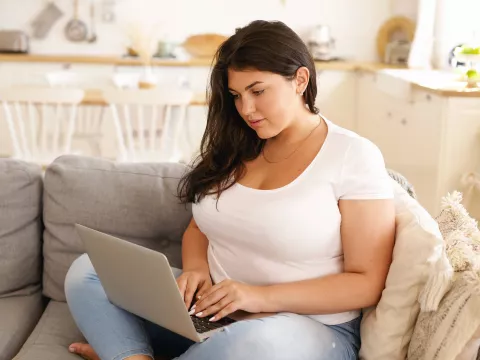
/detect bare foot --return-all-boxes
[68,343,100,360]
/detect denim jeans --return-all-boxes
[65,254,361,360]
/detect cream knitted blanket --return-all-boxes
[408,192,480,360]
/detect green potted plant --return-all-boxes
[454,45,480,88]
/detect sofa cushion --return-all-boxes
[0,291,45,360]
[0,159,43,297]
[13,300,84,360]
[359,179,453,360]
[42,155,192,301]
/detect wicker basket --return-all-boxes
[182,33,228,58]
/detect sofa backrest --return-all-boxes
[0,159,43,298]
[42,155,192,301]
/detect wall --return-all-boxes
[0,0,413,158]
[391,0,418,20]
[434,0,480,68]
[396,0,480,69]
[0,0,396,61]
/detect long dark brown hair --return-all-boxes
[178,20,319,203]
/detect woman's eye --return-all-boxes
[231,93,240,100]
[253,90,264,96]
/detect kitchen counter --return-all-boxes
[378,69,480,98]
[2,54,477,97]
[0,53,402,71]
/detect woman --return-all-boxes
[65,20,395,360]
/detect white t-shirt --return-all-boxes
[192,118,393,325]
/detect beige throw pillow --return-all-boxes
[360,179,453,360]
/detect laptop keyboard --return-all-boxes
[191,315,236,333]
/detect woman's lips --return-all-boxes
[248,118,265,127]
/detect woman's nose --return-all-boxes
[241,98,256,118]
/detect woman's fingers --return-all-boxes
[196,279,212,300]
[184,277,199,310]
[191,285,227,314]
[210,302,238,322]
[196,295,232,319]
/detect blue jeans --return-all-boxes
[65,254,361,360]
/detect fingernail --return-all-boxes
[69,346,75,353]
[209,316,215,321]
[196,312,203,317]
[197,295,202,299]
[188,309,196,315]
[190,304,196,310]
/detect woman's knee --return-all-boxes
[64,253,96,298]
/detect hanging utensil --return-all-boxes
[87,0,97,43]
[64,0,88,42]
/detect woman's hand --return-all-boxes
[190,279,267,321]
[176,269,212,310]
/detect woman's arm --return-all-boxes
[181,217,209,272]
[260,198,395,314]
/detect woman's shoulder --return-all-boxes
[324,120,392,200]
[325,119,382,158]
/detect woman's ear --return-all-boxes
[295,67,310,95]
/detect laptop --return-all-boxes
[74,224,236,342]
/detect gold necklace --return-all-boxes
[262,117,321,164]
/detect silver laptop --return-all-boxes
[74,224,236,342]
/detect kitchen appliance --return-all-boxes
[384,40,411,65]
[0,31,29,53]
[307,25,336,61]
[376,16,415,64]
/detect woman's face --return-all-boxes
[227,68,304,139]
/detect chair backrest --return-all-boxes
[45,71,112,89]
[45,71,107,156]
[101,88,193,163]
[0,86,84,165]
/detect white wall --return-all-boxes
[0,0,397,61]
[434,0,480,69]
[391,0,418,20]
[386,0,480,69]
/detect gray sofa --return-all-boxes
[0,156,191,360]
[0,155,422,360]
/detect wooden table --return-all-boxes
[82,89,207,106]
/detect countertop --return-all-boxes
[1,54,478,97]
[378,69,480,98]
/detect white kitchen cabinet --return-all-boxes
[316,70,356,131]
[0,62,65,87]
[356,71,480,215]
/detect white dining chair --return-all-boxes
[45,70,107,157]
[0,86,85,166]
[101,88,193,163]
